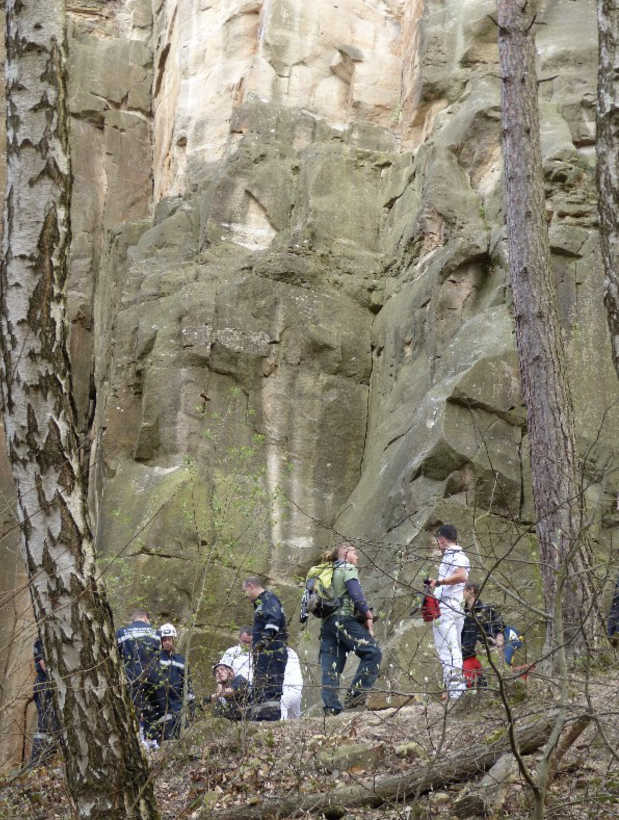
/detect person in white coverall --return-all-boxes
[280,647,303,719]
[219,627,303,719]
[428,524,470,701]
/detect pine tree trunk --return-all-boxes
[596,0,619,378]
[497,0,596,666]
[0,2,158,817]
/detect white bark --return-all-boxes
[596,0,619,377]
[1,2,158,817]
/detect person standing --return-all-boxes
[29,635,60,766]
[428,525,470,701]
[281,647,303,720]
[156,623,195,740]
[115,609,162,747]
[242,577,288,721]
[319,542,382,715]
[607,574,619,647]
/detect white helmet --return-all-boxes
[159,623,177,639]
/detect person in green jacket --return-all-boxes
[320,542,382,714]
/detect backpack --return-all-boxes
[299,562,341,623]
[421,583,441,622]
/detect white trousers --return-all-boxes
[280,686,302,720]
[432,606,466,698]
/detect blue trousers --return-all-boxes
[252,641,287,704]
[320,614,381,712]
[30,677,60,765]
[503,626,524,665]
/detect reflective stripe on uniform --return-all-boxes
[159,658,185,670]
[117,628,156,643]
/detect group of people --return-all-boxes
[308,528,513,712]
[115,611,196,749]
[27,525,619,763]
[208,579,304,722]
[116,581,306,744]
[426,524,527,700]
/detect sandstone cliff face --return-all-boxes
[1,0,617,750]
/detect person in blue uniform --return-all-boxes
[156,622,195,740]
[607,574,619,647]
[115,609,162,746]
[242,577,288,721]
[29,635,60,766]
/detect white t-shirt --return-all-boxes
[437,546,470,603]
[219,644,253,682]
[218,645,303,692]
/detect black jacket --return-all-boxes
[461,600,505,660]
[159,650,195,715]
[33,637,49,683]
[608,575,619,637]
[213,675,249,721]
[116,620,161,684]
[252,590,288,648]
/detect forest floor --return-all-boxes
[1,666,617,819]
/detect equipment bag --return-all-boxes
[300,562,341,623]
[421,583,441,622]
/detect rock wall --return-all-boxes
[0,0,617,751]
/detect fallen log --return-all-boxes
[207,713,556,819]
[453,752,519,818]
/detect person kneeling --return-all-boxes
[206,663,249,721]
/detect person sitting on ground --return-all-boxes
[319,542,382,715]
[206,662,250,721]
[219,626,253,682]
[156,623,196,740]
[219,628,302,719]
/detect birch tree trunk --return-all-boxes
[497,0,597,667]
[596,0,619,378]
[0,2,158,817]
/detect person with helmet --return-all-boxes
[218,628,302,719]
[206,662,250,721]
[115,609,162,747]
[156,622,195,740]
